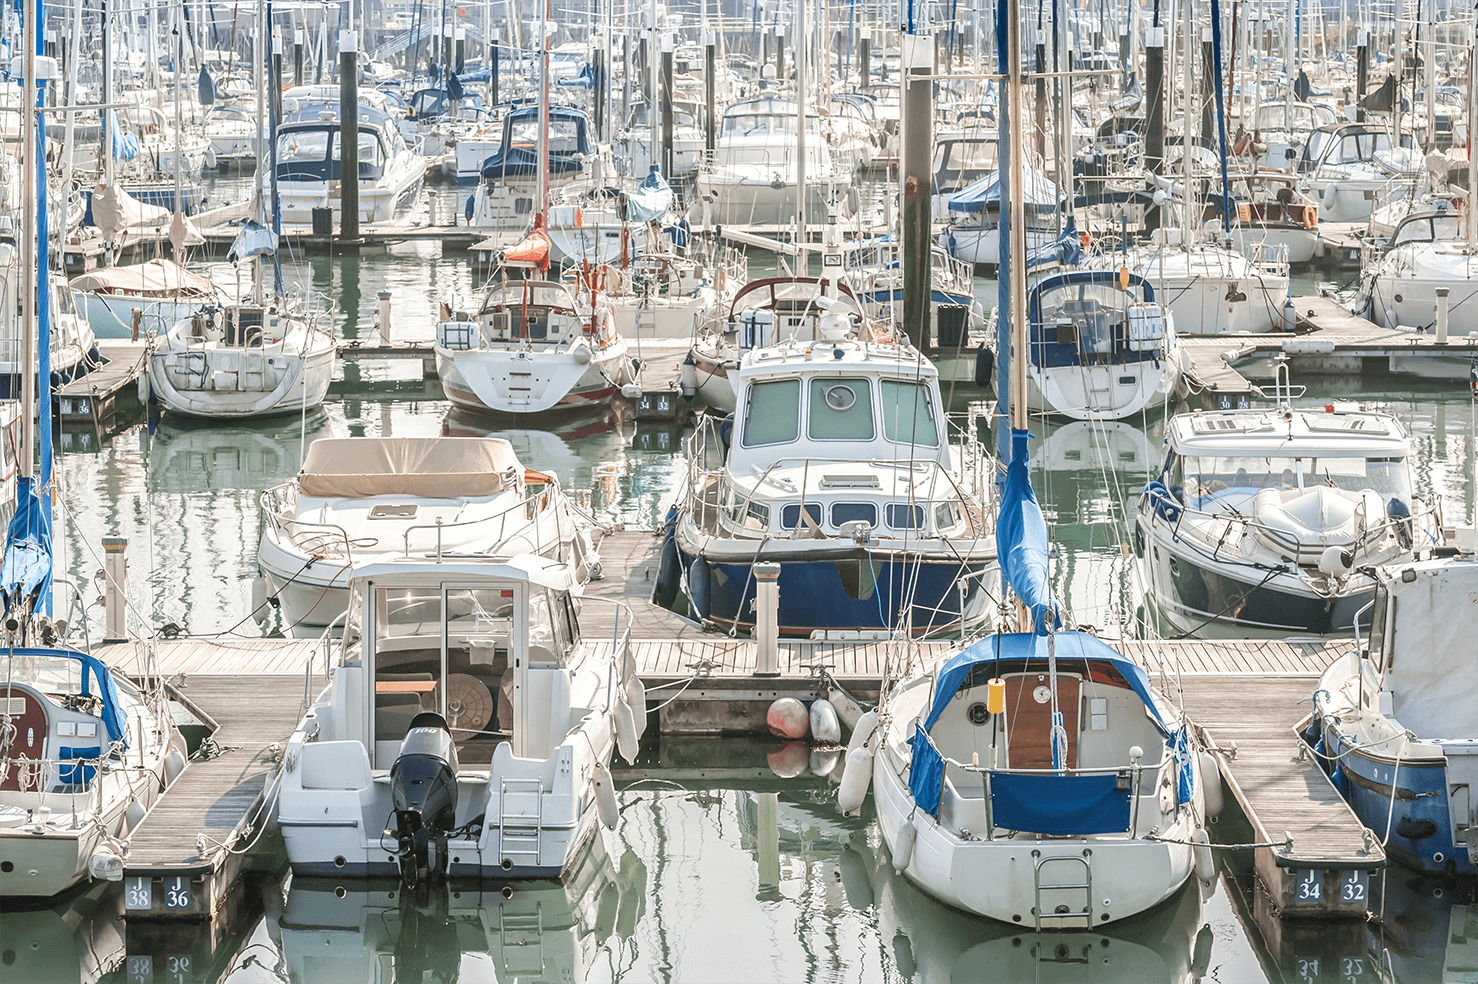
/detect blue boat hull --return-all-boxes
[1329,735,1470,875]
[670,535,994,636]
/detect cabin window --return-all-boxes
[780,503,823,531]
[1367,583,1390,666]
[879,380,939,446]
[1184,455,1411,499]
[279,130,331,162]
[809,377,875,440]
[832,502,878,527]
[934,501,960,530]
[886,503,925,530]
[372,586,445,750]
[742,379,801,446]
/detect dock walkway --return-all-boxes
[120,673,304,920]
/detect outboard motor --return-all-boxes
[390,712,460,889]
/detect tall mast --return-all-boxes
[538,0,550,222]
[1006,0,1027,431]
[795,0,807,251]
[20,0,36,482]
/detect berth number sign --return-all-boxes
[125,875,152,910]
[1295,869,1322,902]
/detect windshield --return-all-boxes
[1174,454,1412,499]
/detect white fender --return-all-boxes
[623,673,648,739]
[614,698,639,764]
[125,796,147,834]
[893,818,917,874]
[1199,751,1224,820]
[1193,828,1216,883]
[810,699,841,745]
[251,575,269,623]
[137,369,151,404]
[594,762,619,829]
[163,746,187,785]
[837,745,873,815]
[824,685,865,730]
[846,710,878,754]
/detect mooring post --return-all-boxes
[103,537,128,642]
[901,32,933,354]
[339,30,360,245]
[378,290,392,345]
[754,562,781,676]
[1144,26,1166,231]
[1355,33,1368,122]
[1436,287,1450,344]
[704,31,717,153]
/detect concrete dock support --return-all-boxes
[378,290,392,345]
[1436,287,1450,344]
[754,563,780,676]
[339,30,360,245]
[103,537,127,642]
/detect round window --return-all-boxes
[824,384,857,411]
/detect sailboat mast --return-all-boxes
[1006,0,1027,431]
[538,0,550,223]
[795,0,807,251]
[1469,9,1476,245]
[20,0,36,481]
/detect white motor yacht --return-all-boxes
[257,436,595,628]
[1366,208,1478,372]
[273,102,426,225]
[275,553,644,881]
[1134,399,1438,638]
[1297,122,1421,224]
[696,99,851,227]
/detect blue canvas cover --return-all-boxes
[996,428,1060,634]
[228,219,280,260]
[948,166,1060,214]
[1026,217,1083,269]
[990,772,1131,835]
[908,724,946,816]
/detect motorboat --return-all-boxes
[661,329,997,637]
[1297,122,1421,224]
[938,167,1063,268]
[275,552,645,881]
[434,275,637,416]
[1134,398,1438,638]
[467,107,614,231]
[870,436,1212,925]
[1016,269,1186,420]
[686,273,877,415]
[614,99,706,179]
[142,301,336,418]
[1245,100,1338,170]
[696,99,851,227]
[1366,207,1478,353]
[71,258,228,339]
[257,436,596,628]
[273,101,426,225]
[1312,544,1478,875]
[1215,172,1321,265]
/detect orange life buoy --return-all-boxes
[1302,205,1318,230]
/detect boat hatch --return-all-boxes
[1189,414,1274,434]
[1302,414,1390,435]
[370,504,418,519]
[819,474,881,489]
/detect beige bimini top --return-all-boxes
[297,437,523,498]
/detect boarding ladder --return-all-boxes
[1032,849,1093,930]
[498,777,545,870]
[499,904,546,975]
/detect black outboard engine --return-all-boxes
[390,712,460,889]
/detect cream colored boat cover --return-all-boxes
[297,437,522,498]
[72,258,218,298]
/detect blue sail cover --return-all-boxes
[627,166,673,224]
[948,166,1060,214]
[1,477,53,613]
[996,428,1060,634]
[228,219,280,260]
[990,772,1131,835]
[1026,217,1083,269]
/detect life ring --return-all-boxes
[1302,205,1318,230]
[594,309,617,346]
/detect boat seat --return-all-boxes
[299,740,373,790]
[1251,486,1385,563]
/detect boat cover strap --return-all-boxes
[989,772,1131,836]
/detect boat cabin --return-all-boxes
[439,280,590,349]
[1029,271,1169,370]
[479,107,594,182]
[1389,207,1464,246]
[0,650,127,796]
[276,105,408,184]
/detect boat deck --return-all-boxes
[117,672,304,920]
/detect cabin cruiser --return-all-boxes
[1135,401,1437,638]
[696,100,851,227]
[435,276,637,416]
[686,274,876,414]
[142,302,335,418]
[1312,545,1478,875]
[0,645,185,899]
[1297,122,1421,224]
[939,167,1063,268]
[1216,172,1321,265]
[1017,270,1186,420]
[257,436,596,628]
[275,552,644,882]
[467,108,613,231]
[274,102,426,224]
[614,99,706,179]
[1365,207,1478,351]
[72,258,228,339]
[662,330,996,636]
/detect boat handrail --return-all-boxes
[957,753,1173,776]
[397,483,557,559]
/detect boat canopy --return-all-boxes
[1380,559,1478,740]
[480,107,593,178]
[948,166,1060,213]
[12,647,128,746]
[72,258,218,298]
[297,437,522,498]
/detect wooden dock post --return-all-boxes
[102,537,128,641]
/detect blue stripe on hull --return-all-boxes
[675,543,991,635]
[1339,745,1471,875]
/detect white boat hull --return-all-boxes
[146,340,335,418]
[436,340,635,416]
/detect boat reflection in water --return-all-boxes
[277,832,644,983]
[0,881,124,983]
[143,410,334,494]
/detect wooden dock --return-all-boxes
[118,673,305,922]
[55,342,147,428]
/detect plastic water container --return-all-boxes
[739,309,775,350]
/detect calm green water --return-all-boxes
[25,190,1478,980]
